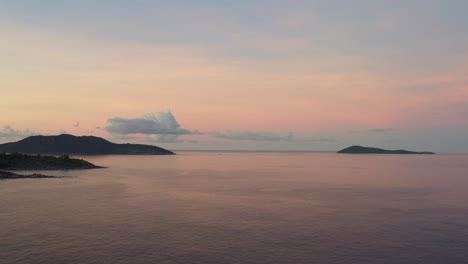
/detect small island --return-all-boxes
[337,145,434,154]
[0,153,103,179]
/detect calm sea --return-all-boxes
[1,152,468,264]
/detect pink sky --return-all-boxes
[1,1,468,151]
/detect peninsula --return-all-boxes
[0,134,175,155]
[0,153,102,170]
[0,152,102,179]
[0,170,62,179]
[337,145,434,154]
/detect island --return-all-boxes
[0,152,103,179]
[0,170,62,179]
[0,152,102,170]
[0,134,175,155]
[337,145,434,154]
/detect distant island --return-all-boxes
[338,145,434,154]
[0,134,175,155]
[0,152,102,179]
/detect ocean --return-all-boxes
[1,152,468,264]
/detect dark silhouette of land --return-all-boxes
[0,170,62,179]
[0,152,103,179]
[0,134,174,155]
[0,153,102,170]
[338,145,434,154]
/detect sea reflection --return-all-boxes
[1,152,468,264]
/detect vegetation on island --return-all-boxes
[0,134,175,155]
[0,170,61,179]
[0,153,101,170]
[337,145,434,154]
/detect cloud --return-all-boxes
[148,134,184,143]
[302,137,338,143]
[399,79,468,94]
[351,128,396,133]
[105,110,196,135]
[366,128,395,133]
[209,131,293,141]
[109,134,134,141]
[0,125,38,140]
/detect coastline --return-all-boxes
[0,170,63,179]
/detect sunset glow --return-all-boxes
[1,1,467,151]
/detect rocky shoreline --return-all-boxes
[0,153,104,179]
[0,170,63,179]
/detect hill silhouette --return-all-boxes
[0,134,174,155]
[338,145,434,154]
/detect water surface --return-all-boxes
[1,152,468,264]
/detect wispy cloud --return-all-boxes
[108,134,134,141]
[0,125,38,141]
[209,131,293,141]
[398,79,468,94]
[148,134,184,143]
[301,137,338,143]
[366,128,395,133]
[351,128,396,133]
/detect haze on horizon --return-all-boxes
[1,1,467,152]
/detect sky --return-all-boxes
[1,0,467,152]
